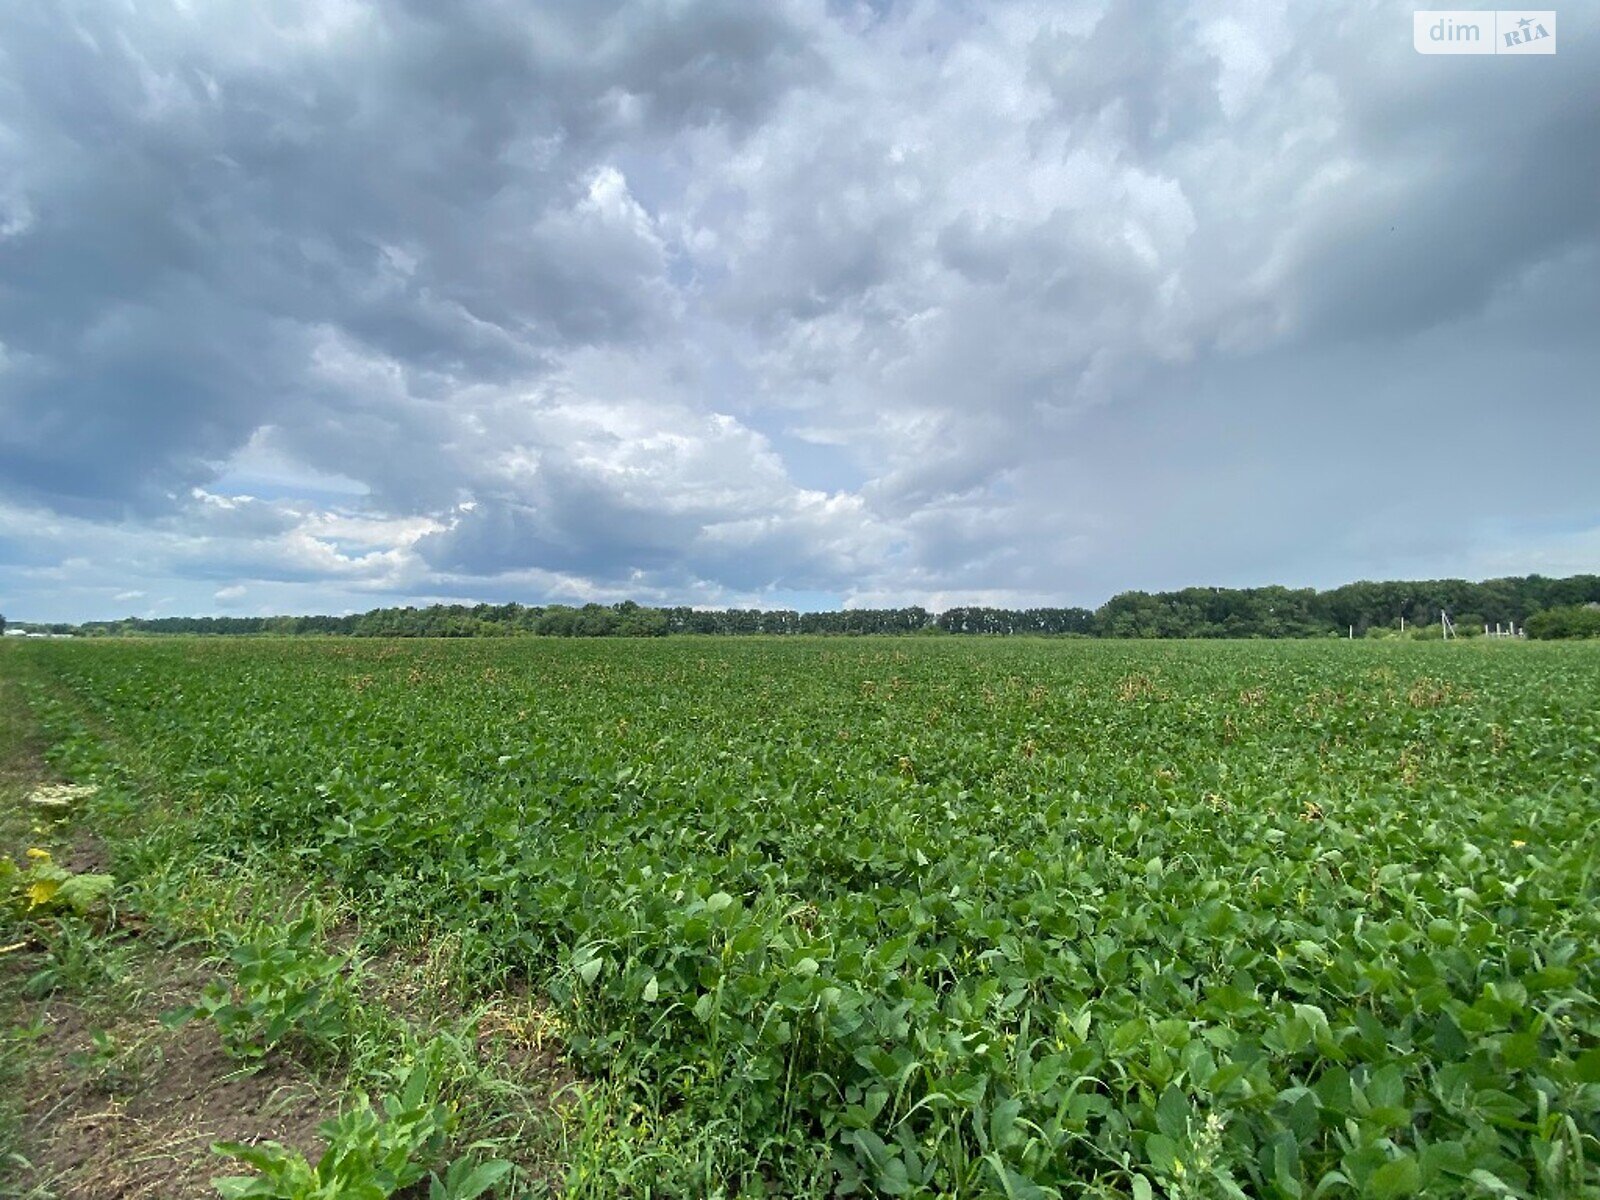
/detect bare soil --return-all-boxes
[5,953,330,1200]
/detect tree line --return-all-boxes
[21,573,1597,641]
[1523,604,1600,640]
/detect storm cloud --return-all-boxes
[1,1,1596,620]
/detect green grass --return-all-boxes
[3,636,1599,1197]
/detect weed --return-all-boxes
[213,1063,510,1200]
[21,916,134,1000]
[170,915,352,1064]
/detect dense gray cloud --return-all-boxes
[1,0,1595,621]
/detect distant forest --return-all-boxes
[12,573,1600,640]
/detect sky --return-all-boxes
[1,1,1596,622]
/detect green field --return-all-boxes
[6,637,1600,1197]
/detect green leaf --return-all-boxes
[1466,1169,1520,1196]
[160,1005,199,1029]
[440,1159,512,1200]
[1369,1155,1421,1199]
[989,1095,1023,1149]
[1156,1085,1188,1139]
[875,1154,911,1196]
[1573,1047,1600,1083]
[211,1176,270,1199]
[1146,1133,1179,1173]
[1270,1132,1303,1198]
[1500,1030,1539,1070]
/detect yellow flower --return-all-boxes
[25,848,51,861]
[1511,839,1526,848]
[27,878,61,908]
